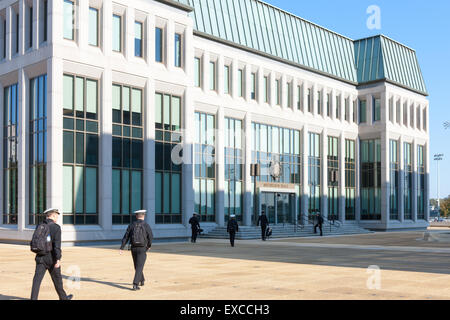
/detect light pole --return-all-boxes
[434,154,444,218]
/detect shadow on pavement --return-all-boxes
[62,275,134,291]
[0,294,28,300]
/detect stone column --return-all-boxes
[17,68,27,230]
[339,132,346,223]
[302,125,309,224]
[216,107,225,227]
[32,0,39,50]
[381,130,390,227]
[182,87,194,227]
[399,136,405,222]
[0,82,3,219]
[355,137,361,222]
[145,79,155,226]
[243,113,252,226]
[321,128,328,219]
[6,6,12,61]
[99,69,112,231]
[78,0,88,51]
[412,138,418,222]
[47,57,64,225]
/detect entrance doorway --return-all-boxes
[260,192,295,225]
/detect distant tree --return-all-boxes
[430,198,438,207]
[440,196,450,218]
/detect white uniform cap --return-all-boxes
[44,208,60,215]
[134,210,147,215]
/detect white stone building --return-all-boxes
[0,0,430,244]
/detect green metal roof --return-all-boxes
[172,0,427,95]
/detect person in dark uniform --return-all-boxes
[30,208,73,300]
[120,210,154,291]
[227,215,239,247]
[189,213,200,243]
[314,213,324,236]
[257,210,269,241]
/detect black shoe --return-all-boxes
[66,294,73,300]
[140,280,145,286]
[133,284,140,291]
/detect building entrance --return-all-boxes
[260,192,295,225]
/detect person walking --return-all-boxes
[120,210,154,291]
[257,210,269,241]
[227,215,239,247]
[189,213,200,243]
[314,213,324,236]
[30,208,73,300]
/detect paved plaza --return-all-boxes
[1,230,450,300]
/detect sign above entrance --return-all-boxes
[256,182,296,191]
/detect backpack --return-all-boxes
[30,222,52,255]
[131,222,147,247]
[266,227,273,238]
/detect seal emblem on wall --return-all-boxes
[269,160,281,180]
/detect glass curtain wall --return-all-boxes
[404,142,413,220]
[62,74,99,225]
[345,139,356,220]
[327,136,338,221]
[3,83,18,225]
[417,145,426,220]
[155,93,182,224]
[194,112,216,222]
[308,133,321,218]
[112,84,143,224]
[29,75,47,225]
[361,139,381,220]
[389,140,399,220]
[251,123,301,220]
[225,118,243,222]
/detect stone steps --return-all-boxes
[200,224,372,240]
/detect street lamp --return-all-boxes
[434,153,444,218]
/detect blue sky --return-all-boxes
[268,0,450,199]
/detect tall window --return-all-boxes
[28,6,33,48]
[135,21,143,57]
[361,139,381,220]
[404,142,412,220]
[3,83,18,225]
[317,91,322,115]
[29,75,47,225]
[88,7,99,46]
[326,93,331,117]
[345,98,349,121]
[238,69,243,97]
[63,0,74,40]
[62,75,99,225]
[194,57,201,88]
[43,0,48,42]
[307,88,311,113]
[345,140,356,220]
[328,136,339,220]
[308,133,321,217]
[194,112,216,222]
[112,14,122,52]
[250,73,256,100]
[275,79,280,106]
[209,61,216,91]
[389,140,399,220]
[417,145,426,220]
[297,85,302,110]
[373,98,381,122]
[264,76,269,103]
[359,99,367,123]
[287,82,292,108]
[174,33,182,67]
[155,27,163,63]
[225,118,243,222]
[389,98,394,122]
[224,65,230,94]
[335,96,341,120]
[155,93,182,224]
[112,85,143,224]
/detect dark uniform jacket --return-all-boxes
[38,219,62,263]
[120,220,154,250]
[317,215,324,225]
[189,216,200,230]
[257,215,269,227]
[227,219,239,233]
